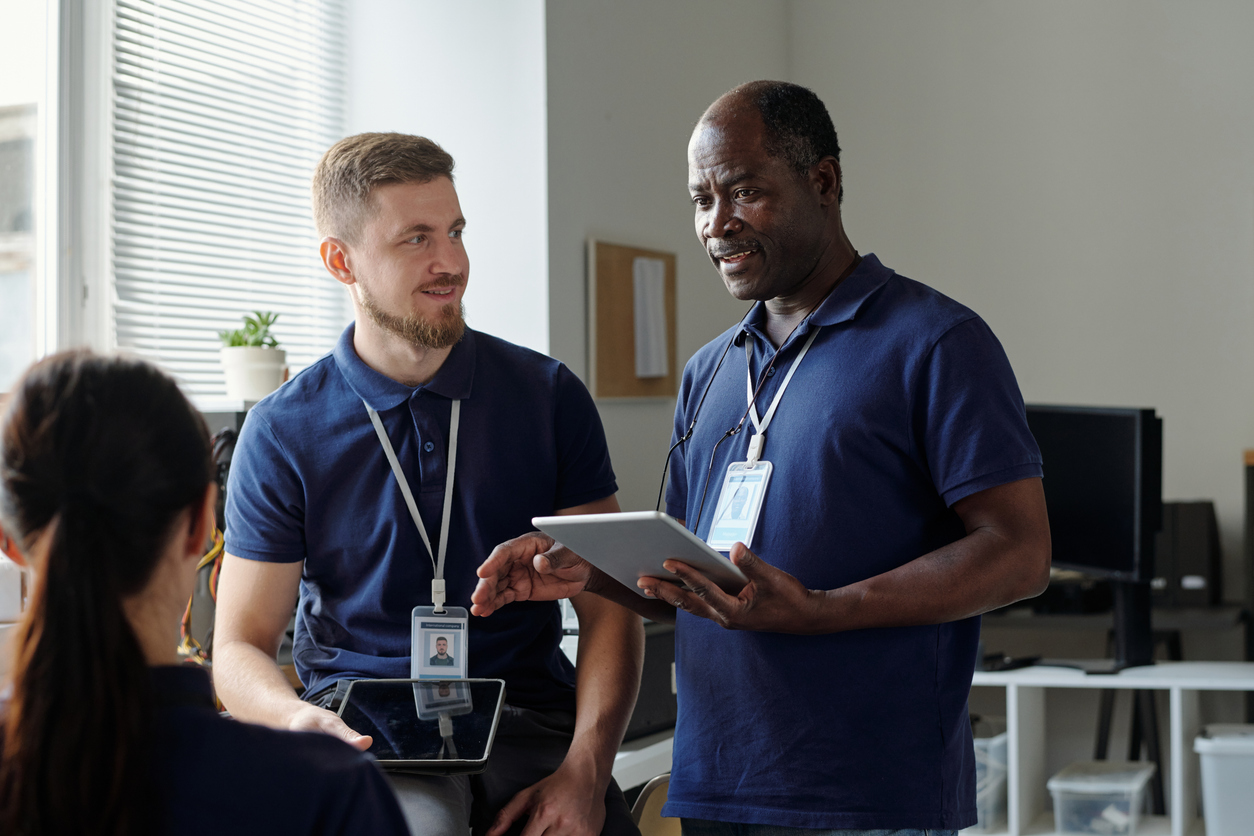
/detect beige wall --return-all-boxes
[546,0,791,511]
[792,0,1254,601]
[346,0,549,354]
[0,0,45,108]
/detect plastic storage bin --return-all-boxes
[1046,761,1155,835]
[967,730,1008,832]
[1193,724,1254,836]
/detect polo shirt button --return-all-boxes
[424,441,435,452]
[766,367,776,376]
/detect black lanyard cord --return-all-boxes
[672,254,861,532]
[654,306,752,513]
[668,301,822,529]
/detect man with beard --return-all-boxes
[214,134,644,836]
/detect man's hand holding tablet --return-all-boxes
[474,511,756,626]
[472,512,846,635]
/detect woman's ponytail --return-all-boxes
[0,351,212,836]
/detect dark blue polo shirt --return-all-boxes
[225,326,617,710]
[662,254,1042,830]
[1,667,408,834]
[150,666,408,835]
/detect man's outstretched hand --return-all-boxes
[471,532,594,617]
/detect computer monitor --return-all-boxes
[1025,406,1162,583]
[1025,405,1163,670]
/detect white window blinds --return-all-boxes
[112,0,347,399]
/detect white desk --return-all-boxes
[971,662,1254,836]
[613,728,674,790]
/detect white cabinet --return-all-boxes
[971,662,1254,835]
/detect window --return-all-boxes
[111,0,348,401]
[0,0,47,394]
[0,106,37,392]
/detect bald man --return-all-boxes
[475,82,1050,835]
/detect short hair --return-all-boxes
[312,132,456,242]
[722,81,843,201]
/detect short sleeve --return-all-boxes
[223,411,307,563]
[913,317,1043,507]
[552,365,618,510]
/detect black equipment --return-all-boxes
[1025,405,1163,671]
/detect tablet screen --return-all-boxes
[338,679,505,766]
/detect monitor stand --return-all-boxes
[1032,581,1157,675]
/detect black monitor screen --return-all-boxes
[1025,405,1161,582]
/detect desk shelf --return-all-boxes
[971,662,1254,836]
[968,812,1188,836]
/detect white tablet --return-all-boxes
[531,510,748,597]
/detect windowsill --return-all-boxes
[192,397,260,414]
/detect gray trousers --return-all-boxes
[309,684,639,836]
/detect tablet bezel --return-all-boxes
[337,677,506,773]
[531,510,749,597]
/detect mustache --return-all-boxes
[708,240,762,259]
[417,274,467,292]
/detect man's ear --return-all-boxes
[812,157,841,207]
[183,483,218,563]
[320,237,356,287]
[0,526,28,568]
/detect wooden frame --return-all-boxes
[587,239,678,399]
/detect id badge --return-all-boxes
[705,461,773,552]
[411,605,469,680]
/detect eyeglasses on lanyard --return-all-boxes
[653,307,820,528]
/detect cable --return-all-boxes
[655,306,753,512]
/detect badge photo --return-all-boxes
[412,605,469,680]
[705,461,773,552]
[413,681,473,720]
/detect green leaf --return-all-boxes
[218,311,281,348]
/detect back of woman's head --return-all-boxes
[0,350,212,836]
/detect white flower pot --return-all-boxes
[220,346,287,401]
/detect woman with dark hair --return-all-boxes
[0,351,407,836]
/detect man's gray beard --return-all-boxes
[358,282,467,349]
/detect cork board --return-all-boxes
[587,239,678,399]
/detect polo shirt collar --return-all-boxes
[333,323,478,411]
[735,252,893,346]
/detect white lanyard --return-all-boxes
[365,399,460,612]
[744,327,821,466]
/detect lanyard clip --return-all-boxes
[746,433,765,468]
[431,578,446,613]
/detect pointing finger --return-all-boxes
[478,533,554,579]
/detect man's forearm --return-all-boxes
[213,639,310,727]
[812,478,1051,632]
[638,479,1050,635]
[563,594,645,791]
[810,524,1051,633]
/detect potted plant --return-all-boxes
[218,311,287,401]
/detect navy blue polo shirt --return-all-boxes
[149,666,408,834]
[662,254,1042,830]
[225,325,617,710]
